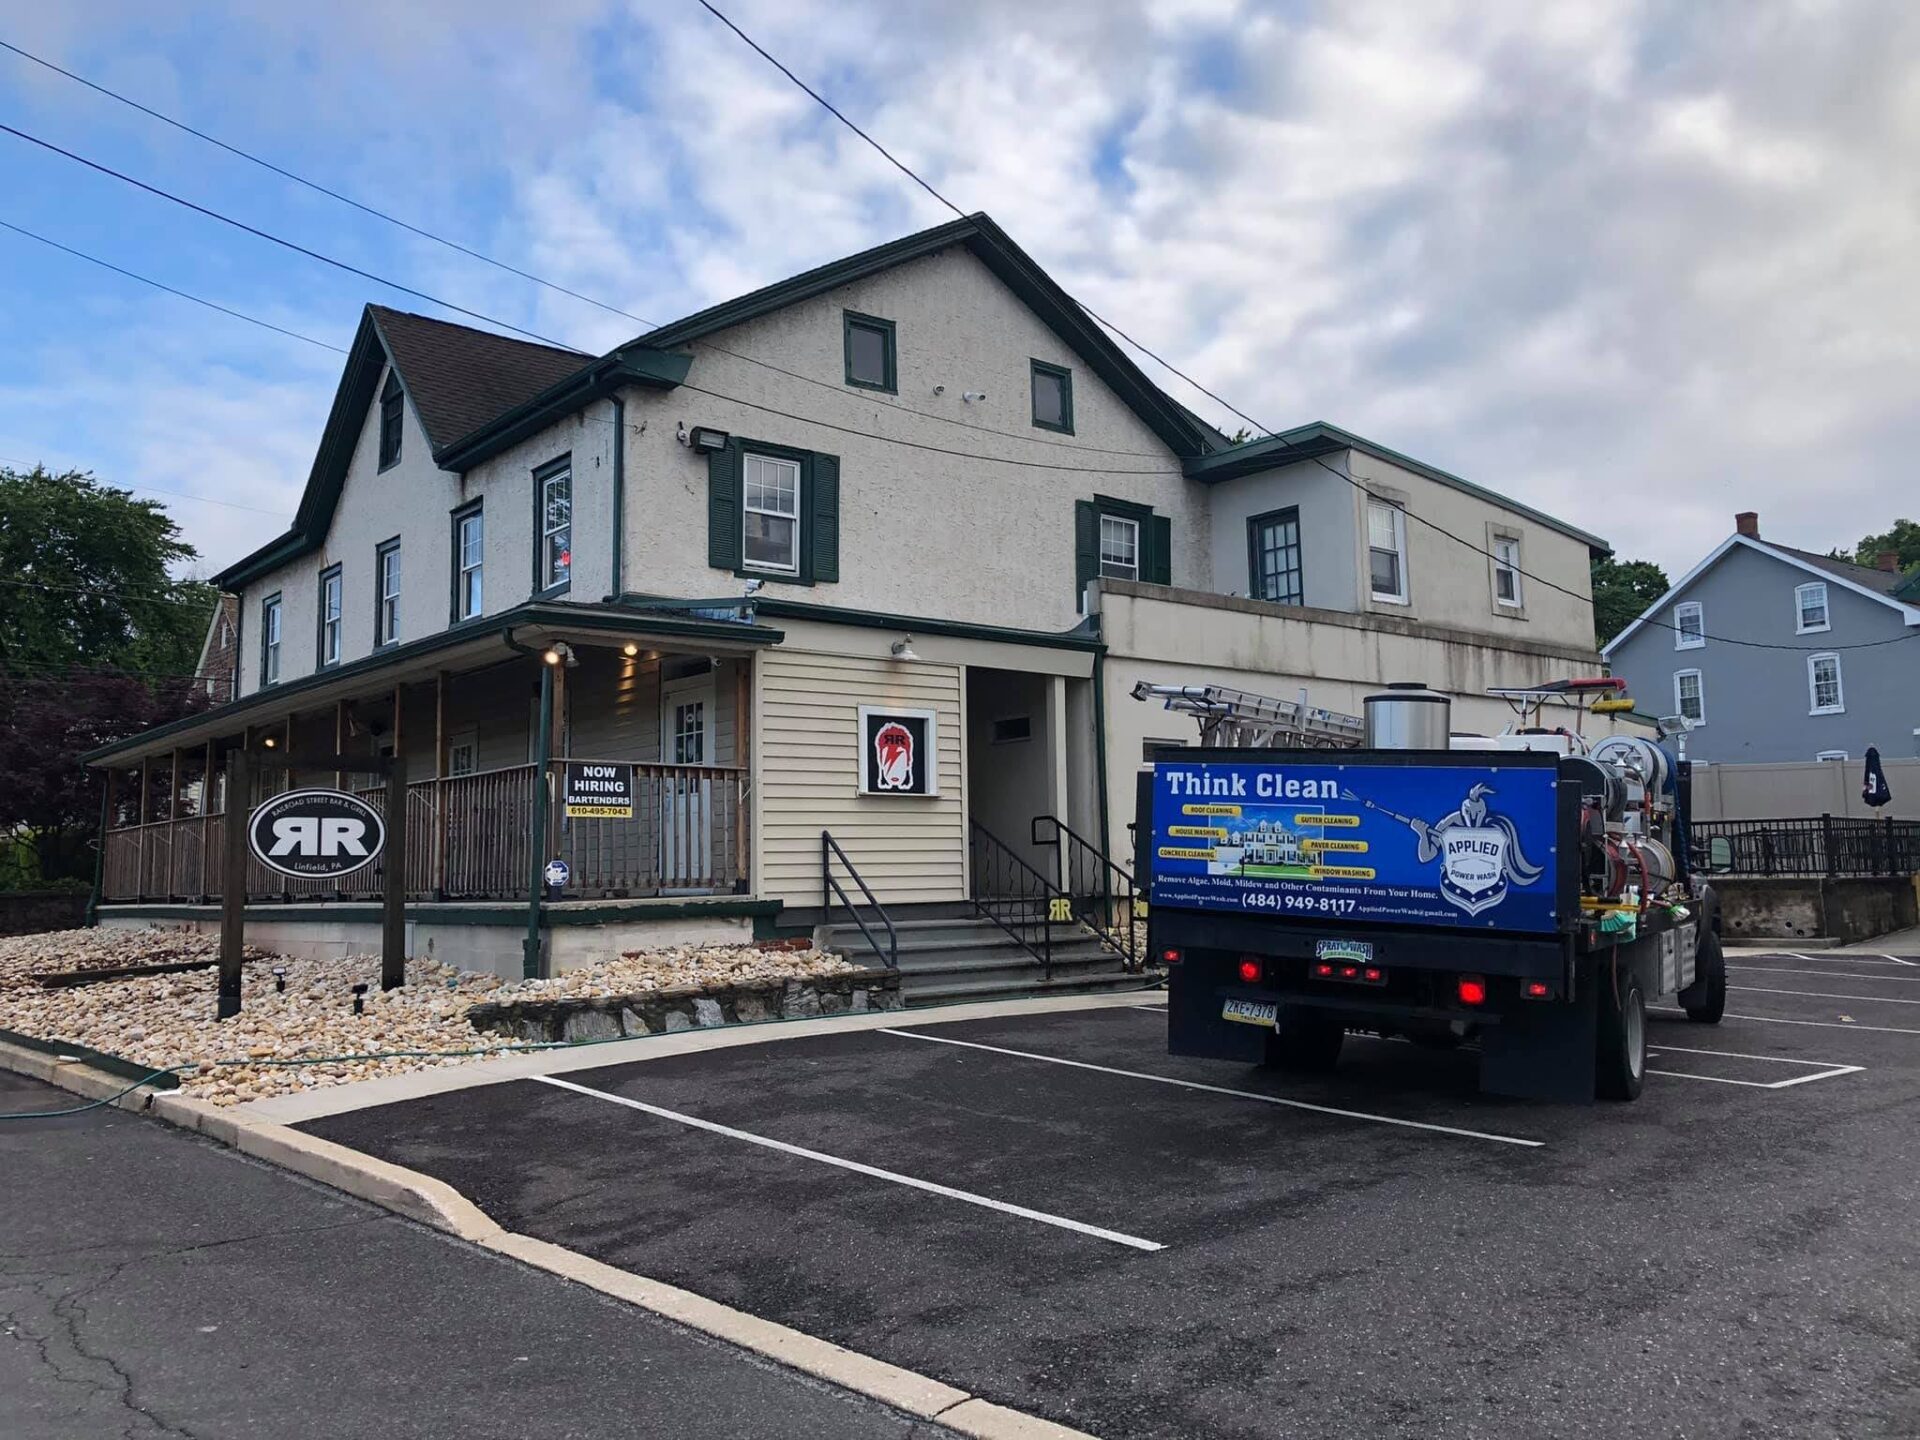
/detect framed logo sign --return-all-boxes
[858,706,938,796]
[247,788,387,880]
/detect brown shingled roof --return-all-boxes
[369,306,586,454]
[1755,538,1910,598]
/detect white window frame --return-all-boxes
[260,595,283,686]
[447,727,477,777]
[1367,500,1409,604]
[1098,514,1140,581]
[540,465,571,592]
[456,509,484,620]
[1492,534,1522,608]
[376,542,401,647]
[318,567,343,668]
[1795,581,1830,634]
[1673,600,1705,650]
[741,451,802,576]
[1815,750,1849,762]
[1673,667,1705,727]
[1807,652,1845,715]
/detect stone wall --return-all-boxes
[465,967,902,1043]
[0,891,89,938]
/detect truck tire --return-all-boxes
[1595,964,1647,1101]
[1680,929,1727,1024]
[1264,1008,1344,1072]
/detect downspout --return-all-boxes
[604,390,625,602]
[503,626,554,980]
[1092,647,1111,864]
[84,767,111,927]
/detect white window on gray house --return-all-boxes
[540,463,571,592]
[1368,500,1408,603]
[260,593,283,686]
[1492,535,1522,607]
[742,452,802,574]
[318,566,342,668]
[1099,514,1140,580]
[1673,600,1705,649]
[1808,652,1844,714]
[1795,581,1829,633]
[376,540,401,647]
[455,505,484,620]
[1674,667,1704,726]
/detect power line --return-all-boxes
[0,573,223,611]
[0,121,588,353]
[0,217,346,354]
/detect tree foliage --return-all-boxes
[1591,554,1670,650]
[1839,517,1920,576]
[0,466,217,885]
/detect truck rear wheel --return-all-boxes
[1264,1009,1344,1072]
[1680,929,1727,1024]
[1595,965,1647,1101]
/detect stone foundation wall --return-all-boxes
[1718,876,1920,943]
[1,891,89,938]
[465,968,903,1042]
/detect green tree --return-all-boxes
[1842,518,1920,575]
[1591,554,1670,650]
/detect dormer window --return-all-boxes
[378,371,404,469]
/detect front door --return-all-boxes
[660,673,715,885]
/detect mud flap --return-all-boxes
[1479,982,1599,1103]
[1167,978,1267,1063]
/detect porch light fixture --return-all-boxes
[689,426,729,452]
[261,735,277,749]
[543,642,577,668]
[621,642,639,657]
[890,635,919,661]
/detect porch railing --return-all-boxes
[100,759,747,904]
[1031,814,1140,970]
[968,820,1059,978]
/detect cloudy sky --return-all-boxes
[1,0,1914,580]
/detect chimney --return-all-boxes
[1878,550,1901,573]
[1734,511,1760,538]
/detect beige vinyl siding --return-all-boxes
[757,649,964,906]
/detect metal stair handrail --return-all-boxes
[1031,814,1140,970]
[967,820,1059,979]
[821,831,898,969]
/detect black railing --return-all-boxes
[1693,815,1920,878]
[968,821,1057,978]
[1031,814,1140,970]
[821,831,898,969]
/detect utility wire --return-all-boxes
[0,573,225,610]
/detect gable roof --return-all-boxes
[369,306,586,452]
[1601,532,1920,656]
[1184,420,1610,552]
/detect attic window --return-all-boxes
[378,371,404,469]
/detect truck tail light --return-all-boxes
[1313,961,1385,986]
[1237,958,1261,984]
[1457,976,1488,1007]
[1522,980,1553,1000]
[1158,947,1182,965]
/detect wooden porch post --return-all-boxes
[136,754,151,899]
[432,670,448,900]
[735,662,750,890]
[218,746,250,1019]
[167,746,185,899]
[201,738,216,903]
[382,687,407,989]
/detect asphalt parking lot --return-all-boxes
[305,949,1920,1440]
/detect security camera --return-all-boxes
[742,578,765,596]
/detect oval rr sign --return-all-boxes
[247,788,388,880]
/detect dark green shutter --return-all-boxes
[1074,500,1098,603]
[809,452,840,584]
[707,443,741,571]
[1148,514,1172,585]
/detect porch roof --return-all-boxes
[83,601,783,768]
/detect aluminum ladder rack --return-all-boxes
[1130,682,1365,750]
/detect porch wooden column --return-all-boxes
[201,738,216,903]
[432,670,449,899]
[735,662,751,888]
[218,746,250,1019]
[167,747,185,899]
[547,656,567,875]
[136,755,151,900]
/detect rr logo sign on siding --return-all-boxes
[247,789,387,880]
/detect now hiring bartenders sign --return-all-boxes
[562,761,636,819]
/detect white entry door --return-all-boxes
[660,674,716,885]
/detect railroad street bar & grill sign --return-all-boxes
[246,788,387,880]
[564,760,636,819]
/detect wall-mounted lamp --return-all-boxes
[542,642,578,668]
[621,641,639,657]
[890,634,919,661]
[261,735,278,749]
[689,426,730,452]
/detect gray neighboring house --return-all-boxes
[1604,512,1920,763]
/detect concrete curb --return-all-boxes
[1,1038,1102,1440]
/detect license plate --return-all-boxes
[1222,997,1278,1028]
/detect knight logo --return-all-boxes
[873,722,915,790]
[1399,783,1544,917]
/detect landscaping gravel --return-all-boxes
[0,928,854,1105]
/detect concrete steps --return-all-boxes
[824,913,1144,1007]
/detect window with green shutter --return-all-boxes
[1075,495,1171,608]
[708,436,840,586]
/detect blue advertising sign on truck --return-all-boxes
[1148,757,1561,934]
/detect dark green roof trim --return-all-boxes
[1182,420,1612,555]
[434,350,689,472]
[622,213,1214,458]
[82,601,785,766]
[692,594,1106,652]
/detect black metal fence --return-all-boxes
[1693,815,1920,878]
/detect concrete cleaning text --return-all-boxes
[1164,770,1341,800]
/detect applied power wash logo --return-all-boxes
[872,721,916,790]
[1346,781,1544,917]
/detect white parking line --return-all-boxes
[1130,1005,1168,1014]
[1733,965,1920,983]
[1653,1007,1920,1037]
[530,1073,1165,1253]
[1764,952,1920,969]
[876,1029,1543,1149]
[1734,985,1920,1006]
[1644,1044,1863,1089]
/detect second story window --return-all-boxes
[375,539,401,647]
[1099,514,1140,580]
[454,502,484,621]
[1367,500,1408,604]
[1808,652,1844,714]
[1674,667,1704,726]
[317,565,342,667]
[843,311,896,392]
[1795,582,1829,633]
[1673,600,1705,649]
[260,593,283,686]
[743,452,802,575]
[1493,535,1522,607]
[1031,360,1073,434]
[378,371,404,469]
[538,461,571,593]
[1248,507,1303,605]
